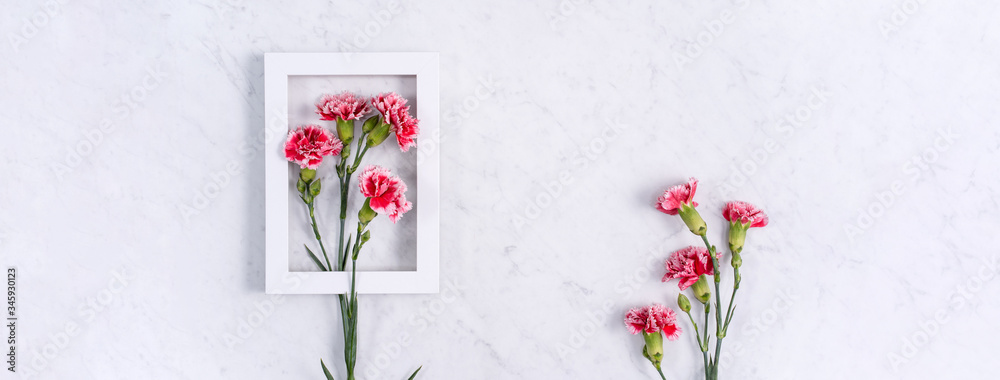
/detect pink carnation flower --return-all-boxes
[386,194,413,223]
[316,92,369,121]
[662,246,715,290]
[358,165,412,223]
[656,177,699,215]
[393,116,420,152]
[723,201,769,227]
[624,304,681,340]
[371,92,411,129]
[284,125,343,169]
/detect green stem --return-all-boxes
[656,365,667,380]
[351,145,370,173]
[702,302,710,380]
[703,351,711,380]
[345,224,365,380]
[684,307,707,379]
[723,274,739,332]
[306,201,332,270]
[337,175,348,271]
[684,310,705,352]
[700,234,725,380]
[335,133,369,380]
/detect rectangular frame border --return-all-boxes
[265,52,440,294]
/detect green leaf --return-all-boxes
[321,359,335,380]
[341,235,353,270]
[304,245,328,271]
[408,366,422,380]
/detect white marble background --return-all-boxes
[2,0,999,379]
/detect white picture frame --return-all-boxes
[264,52,440,294]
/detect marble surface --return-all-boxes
[2,0,1000,379]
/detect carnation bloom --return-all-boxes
[386,194,413,223]
[624,304,681,340]
[656,177,699,215]
[316,92,370,121]
[284,125,343,170]
[723,201,768,254]
[358,165,412,223]
[656,177,707,236]
[371,92,411,128]
[662,246,715,290]
[722,201,769,227]
[393,116,420,152]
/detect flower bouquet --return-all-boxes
[284,91,421,380]
[625,178,768,380]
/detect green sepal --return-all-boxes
[362,115,380,133]
[366,122,392,148]
[691,275,711,304]
[677,203,707,236]
[299,168,317,182]
[336,118,354,145]
[358,198,377,225]
[308,178,322,196]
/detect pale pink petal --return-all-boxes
[315,92,370,121]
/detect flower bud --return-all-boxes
[362,115,380,133]
[641,332,664,368]
[728,222,749,254]
[677,204,707,236]
[360,230,371,244]
[358,198,377,225]
[296,178,307,194]
[691,275,711,304]
[677,293,691,313]
[731,251,742,269]
[308,178,322,196]
[336,118,354,145]
[366,122,392,148]
[299,168,317,182]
